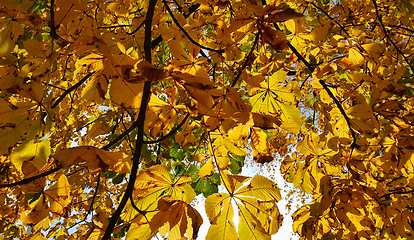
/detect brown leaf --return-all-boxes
[263,8,303,23]
[260,24,288,50]
[136,61,167,82]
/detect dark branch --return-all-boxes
[144,113,190,144]
[128,20,146,35]
[273,22,357,146]
[381,188,414,199]
[389,24,414,34]
[318,79,357,147]
[102,0,157,238]
[0,167,61,188]
[102,121,140,150]
[163,0,224,54]
[231,30,262,87]
[372,0,414,73]
[310,2,351,38]
[51,71,95,109]
[98,24,132,29]
[151,4,200,50]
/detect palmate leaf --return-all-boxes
[53,146,132,173]
[127,166,202,238]
[205,193,238,240]
[132,165,196,212]
[150,196,203,240]
[205,172,282,240]
[249,70,302,133]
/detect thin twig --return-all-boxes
[388,24,414,34]
[163,0,224,54]
[151,4,200,50]
[310,2,351,38]
[231,30,262,87]
[102,121,140,150]
[372,0,414,73]
[98,24,132,29]
[0,167,61,188]
[381,188,414,199]
[273,22,357,146]
[144,114,190,144]
[51,71,96,109]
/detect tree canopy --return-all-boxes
[1,0,414,239]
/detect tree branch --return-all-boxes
[0,167,61,188]
[98,24,132,29]
[102,0,157,238]
[389,24,414,34]
[231,29,261,87]
[151,4,200,50]
[83,173,101,221]
[310,2,351,38]
[163,0,224,54]
[51,71,95,109]
[144,113,190,144]
[381,188,414,199]
[372,0,414,73]
[128,20,146,35]
[272,22,357,146]
[102,121,140,150]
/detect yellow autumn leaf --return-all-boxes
[199,158,215,178]
[209,173,284,240]
[133,165,195,213]
[10,139,50,173]
[53,146,131,173]
[292,205,311,234]
[23,39,46,57]
[362,42,385,57]
[304,23,333,43]
[279,103,301,134]
[263,8,303,23]
[22,195,49,225]
[250,127,270,154]
[0,25,14,57]
[348,47,365,65]
[45,174,72,214]
[169,39,191,62]
[205,193,238,240]
[110,77,144,109]
[150,197,203,240]
[126,223,153,240]
[237,202,272,240]
[211,128,246,156]
[81,73,108,104]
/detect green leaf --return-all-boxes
[103,170,117,179]
[112,173,126,184]
[229,155,245,174]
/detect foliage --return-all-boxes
[0,0,414,239]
